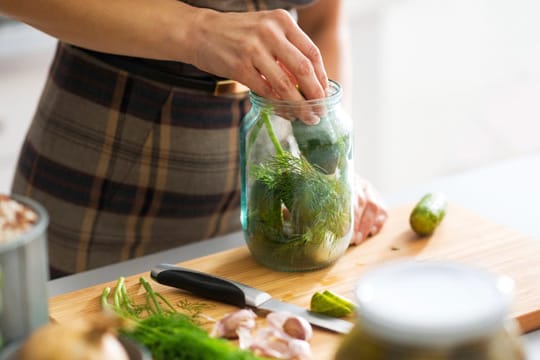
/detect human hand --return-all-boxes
[188,9,328,102]
[350,176,388,245]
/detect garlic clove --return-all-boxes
[283,316,313,341]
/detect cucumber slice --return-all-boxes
[310,290,356,318]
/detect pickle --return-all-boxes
[409,193,448,236]
[248,180,282,230]
[292,117,340,174]
[320,290,356,313]
[310,290,356,317]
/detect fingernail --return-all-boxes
[306,114,320,125]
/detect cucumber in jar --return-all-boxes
[292,118,341,174]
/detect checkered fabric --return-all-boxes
[11,43,250,277]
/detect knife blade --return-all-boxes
[150,263,354,334]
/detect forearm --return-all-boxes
[1,1,328,101]
[0,0,202,63]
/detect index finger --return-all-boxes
[284,26,328,98]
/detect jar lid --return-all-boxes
[354,260,515,347]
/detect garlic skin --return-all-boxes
[210,308,257,339]
[252,312,313,359]
[212,309,313,359]
[100,333,130,360]
[250,327,312,360]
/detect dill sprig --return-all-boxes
[246,109,352,268]
[101,277,265,360]
[176,298,215,320]
[251,150,350,240]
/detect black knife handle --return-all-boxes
[150,264,247,307]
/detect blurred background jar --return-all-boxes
[0,194,49,349]
[335,260,526,359]
[240,80,354,272]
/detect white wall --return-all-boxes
[2,1,540,195]
[345,0,540,193]
[0,23,56,193]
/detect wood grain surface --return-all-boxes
[49,203,540,359]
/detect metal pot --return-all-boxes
[0,194,49,347]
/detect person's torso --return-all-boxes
[180,0,315,12]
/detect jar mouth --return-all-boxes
[354,260,514,347]
[249,79,342,108]
[0,194,49,253]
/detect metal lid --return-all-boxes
[354,260,515,347]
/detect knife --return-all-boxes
[150,263,354,334]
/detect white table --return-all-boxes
[49,153,540,359]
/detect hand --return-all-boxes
[188,9,328,102]
[350,176,388,245]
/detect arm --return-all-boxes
[0,0,194,62]
[0,0,326,101]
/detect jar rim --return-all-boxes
[0,194,49,252]
[249,79,342,108]
[354,260,515,347]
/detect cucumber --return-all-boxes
[409,193,448,236]
[249,179,282,230]
[292,117,340,174]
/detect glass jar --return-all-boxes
[0,194,49,348]
[335,260,526,359]
[240,80,353,271]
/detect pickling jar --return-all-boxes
[240,80,354,271]
[334,260,526,360]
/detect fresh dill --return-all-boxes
[101,277,265,360]
[245,110,352,270]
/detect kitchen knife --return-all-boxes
[150,263,354,334]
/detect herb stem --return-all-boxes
[140,277,162,314]
[262,109,284,155]
[101,287,111,310]
[113,277,125,309]
[156,292,176,313]
[121,282,135,315]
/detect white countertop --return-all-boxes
[48,152,540,359]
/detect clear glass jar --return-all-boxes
[240,80,353,271]
[334,260,526,360]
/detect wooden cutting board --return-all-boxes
[49,204,540,359]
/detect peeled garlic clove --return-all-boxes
[283,316,313,341]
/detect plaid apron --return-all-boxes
[12,44,250,277]
[11,0,316,278]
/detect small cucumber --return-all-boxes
[409,192,448,236]
[292,118,340,174]
[249,179,282,229]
